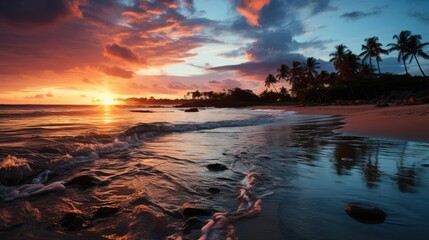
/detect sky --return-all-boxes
[0,0,428,104]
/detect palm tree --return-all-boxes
[359,63,375,77]
[316,70,330,87]
[289,61,303,95]
[276,64,290,82]
[330,44,350,73]
[279,86,288,95]
[404,34,429,77]
[359,37,388,75]
[339,52,360,81]
[387,30,412,75]
[265,73,279,93]
[303,57,320,83]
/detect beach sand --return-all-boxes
[257,104,429,143]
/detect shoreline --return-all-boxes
[256,104,429,143]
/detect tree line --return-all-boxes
[265,30,429,102]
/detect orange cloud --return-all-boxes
[0,0,83,29]
[104,43,140,63]
[236,0,270,27]
[101,65,134,79]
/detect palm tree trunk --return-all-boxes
[403,58,409,75]
[272,85,279,93]
[414,55,426,77]
[376,58,381,76]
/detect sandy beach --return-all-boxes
[258,104,429,143]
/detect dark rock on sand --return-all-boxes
[184,108,199,112]
[93,206,119,218]
[65,175,101,189]
[183,205,213,217]
[130,110,153,113]
[207,187,220,194]
[206,163,228,172]
[182,216,206,234]
[345,203,387,224]
[59,212,89,231]
[376,100,389,108]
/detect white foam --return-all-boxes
[0,181,65,202]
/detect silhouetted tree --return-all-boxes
[303,57,320,87]
[191,90,202,99]
[404,34,429,77]
[359,63,376,77]
[330,44,350,74]
[265,73,279,93]
[359,36,388,75]
[288,61,303,95]
[276,64,290,82]
[388,30,413,75]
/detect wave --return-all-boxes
[121,116,276,138]
[0,115,278,199]
[0,110,87,119]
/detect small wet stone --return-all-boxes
[184,108,199,112]
[345,203,387,224]
[66,175,101,189]
[207,187,220,194]
[59,212,89,231]
[206,163,228,172]
[182,203,213,217]
[93,206,119,218]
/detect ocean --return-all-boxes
[0,105,428,240]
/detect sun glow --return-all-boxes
[99,93,119,105]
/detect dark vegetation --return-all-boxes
[120,30,429,107]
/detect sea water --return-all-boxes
[0,105,428,239]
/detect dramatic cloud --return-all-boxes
[212,0,336,80]
[409,11,429,24]
[340,7,383,21]
[102,66,134,79]
[236,0,271,27]
[104,43,140,63]
[0,0,82,28]
[25,91,54,99]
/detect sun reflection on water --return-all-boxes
[103,105,112,123]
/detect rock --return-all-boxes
[59,212,88,231]
[206,163,228,172]
[183,204,213,217]
[376,101,389,108]
[182,216,206,234]
[130,110,153,113]
[93,206,119,218]
[207,187,220,194]
[344,203,386,224]
[184,108,199,112]
[65,175,101,189]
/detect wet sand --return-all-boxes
[257,104,429,143]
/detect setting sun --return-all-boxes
[99,93,119,105]
[102,97,115,105]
